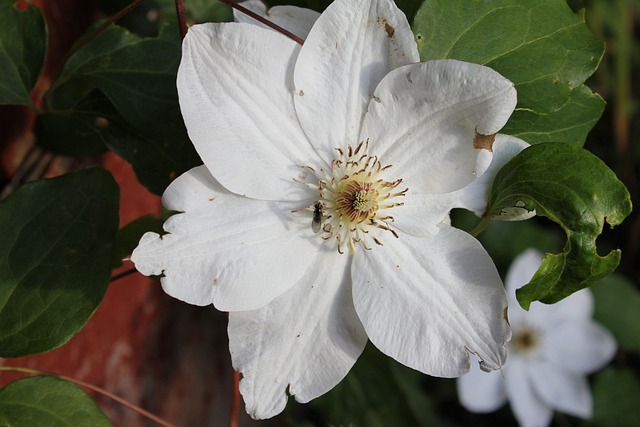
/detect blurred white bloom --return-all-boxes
[132,0,529,419]
[457,249,617,427]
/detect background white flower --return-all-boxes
[457,249,617,427]
[132,0,528,419]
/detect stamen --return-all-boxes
[292,140,406,252]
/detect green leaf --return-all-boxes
[55,22,181,134]
[413,0,605,145]
[103,122,201,195]
[0,376,112,427]
[112,214,165,268]
[589,368,640,427]
[305,344,441,427]
[592,274,640,353]
[0,168,120,357]
[484,143,632,309]
[0,0,47,106]
[36,90,114,158]
[41,22,202,194]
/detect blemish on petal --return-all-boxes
[377,17,395,38]
[473,131,495,151]
[373,95,381,103]
[298,90,304,96]
[405,72,413,84]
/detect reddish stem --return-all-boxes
[220,0,304,45]
[175,0,187,39]
[110,268,138,283]
[230,369,241,427]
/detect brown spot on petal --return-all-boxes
[473,131,495,151]
[503,307,509,325]
[377,17,395,38]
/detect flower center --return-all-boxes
[335,181,378,222]
[294,140,407,254]
[512,327,540,356]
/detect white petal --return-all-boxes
[457,358,507,413]
[293,0,419,160]
[393,135,529,237]
[543,320,617,375]
[351,225,510,377]
[505,249,544,325]
[529,361,593,419]
[505,358,554,427]
[229,251,367,419]
[361,60,517,194]
[178,23,317,201]
[233,0,320,39]
[131,166,320,311]
[527,288,595,329]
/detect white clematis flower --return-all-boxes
[132,0,528,419]
[457,249,617,427]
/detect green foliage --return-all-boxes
[0,0,47,106]
[590,368,640,427]
[592,274,640,353]
[302,345,443,427]
[0,168,119,357]
[38,22,201,195]
[413,0,605,145]
[485,143,632,309]
[56,23,181,134]
[0,376,112,427]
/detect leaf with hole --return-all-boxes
[484,143,631,309]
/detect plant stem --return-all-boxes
[220,0,304,45]
[110,268,138,282]
[175,0,187,39]
[230,369,241,427]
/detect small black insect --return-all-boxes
[312,201,323,233]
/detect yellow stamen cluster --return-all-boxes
[296,140,407,254]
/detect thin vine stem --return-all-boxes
[230,370,241,427]
[0,366,175,427]
[110,268,138,283]
[175,0,187,39]
[220,0,305,45]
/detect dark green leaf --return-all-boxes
[0,0,47,106]
[56,22,181,134]
[102,123,201,195]
[485,143,632,309]
[42,22,202,194]
[304,344,441,427]
[0,376,112,427]
[592,274,640,353]
[112,214,165,268]
[413,0,605,145]
[36,90,114,158]
[0,168,119,357]
[589,368,640,427]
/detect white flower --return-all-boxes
[457,249,617,427]
[132,0,528,419]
